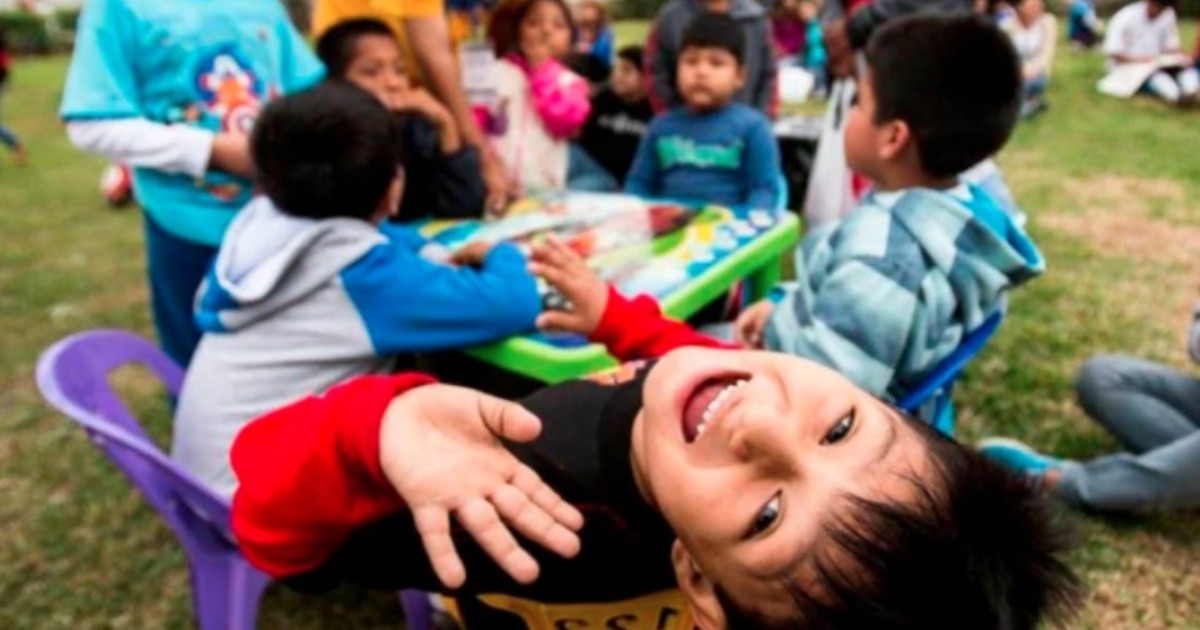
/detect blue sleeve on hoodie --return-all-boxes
[742,114,782,209]
[340,240,541,355]
[375,221,430,251]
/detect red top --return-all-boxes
[231,288,731,578]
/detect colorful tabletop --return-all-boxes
[420,193,800,383]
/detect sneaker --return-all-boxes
[977,437,1063,475]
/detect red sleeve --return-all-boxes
[591,286,735,361]
[231,373,436,578]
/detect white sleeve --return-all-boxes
[1102,9,1128,56]
[66,119,215,178]
[1163,10,1180,52]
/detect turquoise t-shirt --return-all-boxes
[60,0,325,246]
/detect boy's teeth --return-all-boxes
[695,379,748,437]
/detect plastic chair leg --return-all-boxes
[188,553,271,630]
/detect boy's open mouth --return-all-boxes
[682,373,750,443]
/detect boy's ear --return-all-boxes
[878,119,912,162]
[672,539,726,630]
[734,64,747,91]
[383,173,404,218]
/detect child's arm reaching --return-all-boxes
[232,374,583,587]
[340,238,542,354]
[528,236,731,361]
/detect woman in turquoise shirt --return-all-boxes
[60,0,325,366]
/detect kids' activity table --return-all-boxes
[420,193,801,383]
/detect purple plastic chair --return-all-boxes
[37,330,433,628]
[35,329,270,629]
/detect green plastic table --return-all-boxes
[463,212,800,383]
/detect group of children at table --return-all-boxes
[59,0,1091,627]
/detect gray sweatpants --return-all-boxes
[1057,355,1200,512]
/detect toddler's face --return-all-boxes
[345,34,411,109]
[677,47,744,112]
[519,0,573,62]
[611,58,645,101]
[634,348,931,626]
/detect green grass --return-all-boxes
[2,22,1199,628]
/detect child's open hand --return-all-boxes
[379,384,584,589]
[528,235,608,336]
[734,300,775,348]
[450,241,493,267]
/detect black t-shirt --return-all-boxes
[579,88,654,185]
[288,366,679,625]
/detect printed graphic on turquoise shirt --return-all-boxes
[655,136,744,170]
[175,47,275,201]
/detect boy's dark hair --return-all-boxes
[715,415,1083,629]
[617,45,644,70]
[680,13,745,65]
[315,18,396,79]
[865,15,1021,179]
[487,0,576,59]
[251,83,401,221]
[1148,0,1178,8]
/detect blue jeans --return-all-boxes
[566,143,618,193]
[1057,355,1200,512]
[143,213,218,368]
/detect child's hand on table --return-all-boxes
[528,235,608,336]
[379,384,584,589]
[450,241,494,267]
[734,300,775,348]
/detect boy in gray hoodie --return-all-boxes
[173,83,541,496]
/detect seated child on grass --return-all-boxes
[231,286,1082,628]
[626,13,782,210]
[317,19,487,222]
[173,83,541,496]
[1102,0,1198,106]
[578,46,654,186]
[544,15,1043,406]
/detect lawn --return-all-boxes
[1,21,1199,629]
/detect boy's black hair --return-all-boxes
[680,13,745,66]
[617,45,644,70]
[251,82,401,221]
[715,414,1083,629]
[315,18,396,79]
[865,15,1021,179]
[1149,0,1178,8]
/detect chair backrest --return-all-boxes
[35,330,237,557]
[895,310,1005,423]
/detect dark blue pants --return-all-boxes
[143,213,218,368]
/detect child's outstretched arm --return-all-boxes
[340,238,542,354]
[529,236,730,361]
[232,374,583,587]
